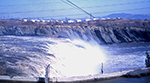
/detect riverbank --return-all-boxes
[0,19,150,44]
[0,67,150,83]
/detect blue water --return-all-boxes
[101,42,150,74]
[0,36,150,78]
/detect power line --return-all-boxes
[0,0,149,8]
[60,0,84,14]
[1,0,96,18]
[0,0,149,15]
[0,1,61,7]
[93,7,150,14]
[61,0,95,18]
[0,0,150,19]
[0,6,149,18]
[0,3,150,14]
[42,7,150,17]
[0,0,101,7]
[4,6,148,19]
[82,1,150,9]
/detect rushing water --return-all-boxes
[101,42,150,74]
[0,36,150,78]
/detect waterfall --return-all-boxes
[42,38,107,77]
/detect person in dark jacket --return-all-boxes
[145,50,150,67]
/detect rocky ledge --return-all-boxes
[0,19,150,44]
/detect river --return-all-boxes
[0,36,150,78]
[101,42,149,74]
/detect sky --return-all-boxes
[0,0,150,20]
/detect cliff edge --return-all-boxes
[0,19,150,44]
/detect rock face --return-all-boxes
[0,19,150,44]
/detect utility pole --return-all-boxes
[45,64,50,83]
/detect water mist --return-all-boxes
[44,38,107,77]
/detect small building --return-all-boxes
[35,19,40,22]
[41,20,45,22]
[31,19,36,22]
[107,18,111,19]
[101,18,106,20]
[55,20,59,22]
[116,17,121,19]
[46,20,50,22]
[23,19,28,22]
[93,18,99,20]
[76,19,82,22]
[85,19,91,21]
[61,21,64,23]
[68,20,74,23]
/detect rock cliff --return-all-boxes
[0,19,150,44]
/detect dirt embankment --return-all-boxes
[0,19,150,44]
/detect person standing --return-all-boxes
[145,50,150,67]
[101,63,103,74]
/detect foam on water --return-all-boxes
[0,36,150,78]
[42,39,107,77]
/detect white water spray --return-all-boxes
[1,36,147,78]
[44,38,107,77]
